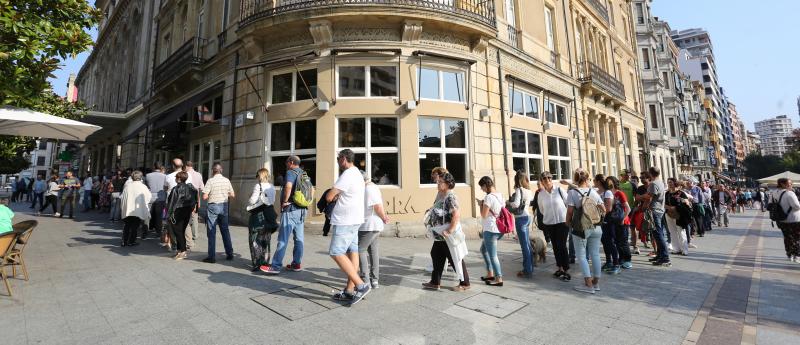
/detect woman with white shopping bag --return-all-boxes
[423,172,470,291]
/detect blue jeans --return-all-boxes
[109,198,121,220]
[572,226,603,279]
[651,211,670,262]
[270,207,306,269]
[206,202,233,259]
[30,192,43,209]
[82,191,92,210]
[515,216,533,274]
[480,232,504,278]
[601,222,619,265]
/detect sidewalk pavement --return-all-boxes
[0,202,798,345]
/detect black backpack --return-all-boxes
[768,191,790,222]
[607,193,626,225]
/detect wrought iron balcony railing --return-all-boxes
[585,0,609,23]
[507,25,520,49]
[577,61,626,101]
[154,37,207,88]
[240,0,496,29]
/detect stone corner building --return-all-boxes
[76,0,648,233]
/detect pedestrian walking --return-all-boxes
[163,159,188,247]
[40,176,60,216]
[120,171,151,247]
[246,168,278,271]
[30,175,46,213]
[359,171,389,289]
[146,163,168,241]
[478,176,505,287]
[58,171,80,219]
[566,168,605,294]
[772,178,800,263]
[665,178,690,256]
[712,184,731,228]
[109,171,125,221]
[702,181,714,229]
[202,163,235,263]
[532,171,571,281]
[644,167,671,267]
[82,175,93,211]
[10,177,19,203]
[507,171,534,278]
[261,156,310,274]
[184,161,205,245]
[165,171,197,260]
[423,172,470,291]
[606,176,633,270]
[324,149,371,304]
[98,176,112,212]
[595,174,620,274]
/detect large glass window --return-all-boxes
[418,68,465,103]
[338,66,397,98]
[545,100,568,126]
[419,117,468,184]
[509,87,540,119]
[269,120,317,186]
[511,129,543,182]
[547,136,571,180]
[337,117,399,185]
[271,69,318,104]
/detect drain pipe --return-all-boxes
[496,49,511,193]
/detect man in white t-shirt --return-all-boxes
[324,149,371,304]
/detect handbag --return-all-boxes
[247,183,268,214]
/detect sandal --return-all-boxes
[480,276,495,282]
[553,270,565,278]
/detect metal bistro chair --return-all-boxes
[0,232,20,296]
[9,220,38,281]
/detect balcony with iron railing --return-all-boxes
[585,0,610,23]
[507,24,520,49]
[577,61,626,106]
[648,128,668,144]
[153,37,207,89]
[239,0,496,31]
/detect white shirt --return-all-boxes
[247,182,275,208]
[508,187,533,217]
[536,187,568,225]
[773,189,800,223]
[83,177,93,191]
[360,183,384,232]
[165,170,192,195]
[46,181,60,197]
[482,192,504,233]
[330,167,365,226]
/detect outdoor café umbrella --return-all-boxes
[758,171,800,187]
[0,106,101,141]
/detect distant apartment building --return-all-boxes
[745,131,760,156]
[755,115,793,156]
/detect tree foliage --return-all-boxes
[743,151,800,181]
[0,0,99,174]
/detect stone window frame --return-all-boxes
[266,119,318,186]
[511,128,544,182]
[334,116,401,187]
[335,64,399,99]
[546,135,571,181]
[507,85,540,120]
[418,116,469,186]
[267,67,318,105]
[544,99,569,127]
[416,66,467,104]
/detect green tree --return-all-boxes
[742,153,784,180]
[0,0,99,174]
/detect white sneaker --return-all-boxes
[54,212,61,217]
[689,243,698,249]
[668,244,674,251]
[574,285,595,294]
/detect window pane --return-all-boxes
[370,66,397,97]
[529,158,542,182]
[270,122,291,151]
[420,68,440,99]
[192,144,200,163]
[446,153,467,183]
[548,160,559,179]
[560,161,570,180]
[419,153,441,184]
[297,154,316,186]
[213,96,223,120]
[444,120,466,148]
[511,89,524,115]
[547,136,558,156]
[559,138,569,156]
[294,120,316,150]
[419,118,441,148]
[442,71,464,102]
[371,153,398,185]
[525,94,538,118]
[272,155,288,187]
[512,157,525,175]
[511,130,526,154]
[339,66,365,97]
[527,133,541,154]
[213,140,221,164]
[295,69,317,101]
[371,118,398,147]
[556,105,567,125]
[339,118,366,147]
[349,153,367,176]
[202,142,211,177]
[546,102,556,122]
[272,73,293,103]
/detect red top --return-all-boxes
[614,190,631,225]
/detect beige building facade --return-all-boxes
[76,0,647,232]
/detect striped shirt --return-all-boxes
[203,174,234,204]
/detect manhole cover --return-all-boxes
[456,292,528,318]
[251,282,345,321]
[66,242,91,247]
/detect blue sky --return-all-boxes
[48,1,799,130]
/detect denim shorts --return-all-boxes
[329,224,361,256]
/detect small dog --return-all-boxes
[529,230,547,266]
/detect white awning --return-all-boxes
[0,106,101,142]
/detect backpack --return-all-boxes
[768,191,790,222]
[487,194,515,234]
[570,189,604,237]
[289,169,313,208]
[608,193,626,225]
